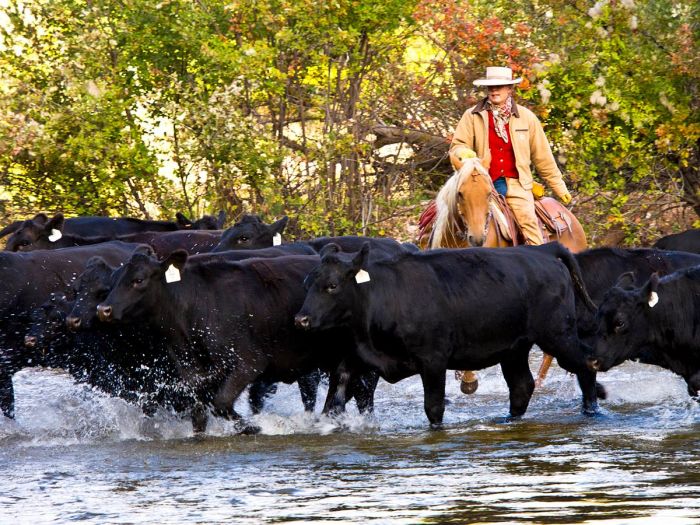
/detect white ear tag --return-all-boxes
[165,264,181,283]
[273,233,282,246]
[355,269,370,284]
[48,229,62,242]
[648,291,659,308]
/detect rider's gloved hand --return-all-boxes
[560,191,572,205]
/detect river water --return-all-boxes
[1,357,698,524]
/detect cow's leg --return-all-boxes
[685,371,700,398]
[0,355,19,418]
[248,379,277,415]
[297,369,321,412]
[500,348,535,419]
[323,360,352,415]
[350,370,379,414]
[575,368,599,416]
[420,366,446,430]
[540,331,600,415]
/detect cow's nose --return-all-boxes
[24,335,37,348]
[294,314,311,330]
[587,357,601,371]
[66,316,81,331]
[97,304,112,322]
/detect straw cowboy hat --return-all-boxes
[473,66,522,86]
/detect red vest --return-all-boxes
[487,111,518,182]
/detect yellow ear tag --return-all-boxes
[273,233,282,246]
[48,229,63,242]
[165,264,181,284]
[648,291,659,308]
[355,269,370,284]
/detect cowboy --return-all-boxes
[449,66,571,246]
[449,66,572,394]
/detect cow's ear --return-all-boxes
[45,213,65,233]
[216,210,226,229]
[0,220,23,238]
[161,249,189,271]
[644,273,660,308]
[132,244,155,257]
[351,242,370,270]
[614,271,636,289]
[176,212,192,228]
[85,255,110,271]
[320,243,341,259]
[270,216,289,235]
[32,213,49,225]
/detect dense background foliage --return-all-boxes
[0,0,697,244]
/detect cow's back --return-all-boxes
[653,229,700,254]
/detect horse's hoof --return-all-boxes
[595,382,608,400]
[460,379,478,395]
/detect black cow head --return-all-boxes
[25,293,73,356]
[66,256,120,331]
[212,215,288,252]
[97,247,187,323]
[5,213,65,251]
[295,242,371,331]
[175,210,226,230]
[588,273,660,372]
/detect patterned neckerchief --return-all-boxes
[486,96,513,143]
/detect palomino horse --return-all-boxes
[418,158,588,390]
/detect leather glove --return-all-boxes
[560,192,572,205]
[449,146,477,170]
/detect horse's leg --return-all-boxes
[534,353,554,388]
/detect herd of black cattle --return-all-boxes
[0,211,699,433]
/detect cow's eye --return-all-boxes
[326,283,338,293]
[20,240,30,246]
[613,318,626,332]
[237,236,249,243]
[132,278,144,286]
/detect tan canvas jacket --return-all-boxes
[450,98,568,199]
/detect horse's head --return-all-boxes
[431,158,494,249]
[455,160,493,247]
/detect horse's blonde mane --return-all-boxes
[430,158,490,249]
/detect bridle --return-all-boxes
[456,168,496,245]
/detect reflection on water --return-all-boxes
[1,359,698,524]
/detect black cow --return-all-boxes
[653,229,700,254]
[295,242,599,429]
[65,251,320,416]
[2,211,223,251]
[588,267,700,397]
[574,248,700,338]
[94,251,367,432]
[211,215,289,252]
[0,241,141,418]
